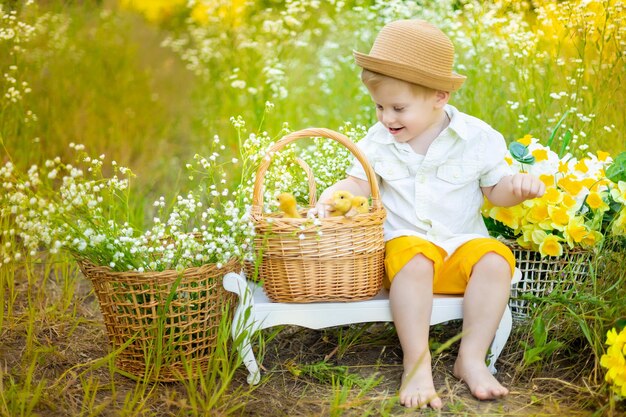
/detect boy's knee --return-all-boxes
[404,253,435,276]
[473,252,511,277]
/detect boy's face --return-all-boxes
[367,77,443,146]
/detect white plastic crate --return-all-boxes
[507,240,592,320]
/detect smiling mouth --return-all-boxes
[389,127,404,134]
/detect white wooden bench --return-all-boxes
[223,270,521,384]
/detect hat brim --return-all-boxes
[353,50,466,92]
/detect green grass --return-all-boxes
[1,0,626,415]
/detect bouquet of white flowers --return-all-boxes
[0,142,254,272]
[0,137,258,380]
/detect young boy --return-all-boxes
[317,20,545,409]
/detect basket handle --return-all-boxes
[252,128,382,210]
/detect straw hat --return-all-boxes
[354,19,466,92]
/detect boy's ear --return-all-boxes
[434,90,450,108]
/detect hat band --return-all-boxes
[354,51,466,92]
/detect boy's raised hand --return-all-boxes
[509,172,545,199]
[483,172,546,207]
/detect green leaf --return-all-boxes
[509,142,536,165]
[606,152,626,183]
[509,141,528,158]
[547,110,570,148]
[523,347,545,365]
[532,316,547,346]
[558,129,573,158]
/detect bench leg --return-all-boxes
[223,272,262,384]
[486,305,512,374]
[232,305,262,384]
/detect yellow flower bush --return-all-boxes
[483,135,626,257]
[600,327,626,399]
[118,0,247,26]
[118,0,186,23]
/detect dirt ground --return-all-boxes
[1,268,618,417]
[238,323,604,416]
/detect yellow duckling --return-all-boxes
[345,196,369,217]
[277,192,301,218]
[325,190,354,217]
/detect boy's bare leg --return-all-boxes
[453,252,511,400]
[389,255,442,409]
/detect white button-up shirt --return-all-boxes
[347,104,512,257]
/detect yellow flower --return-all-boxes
[586,191,609,211]
[582,177,597,190]
[564,217,588,247]
[490,206,523,230]
[517,225,535,248]
[539,174,555,188]
[606,328,619,346]
[517,134,532,146]
[190,3,210,25]
[543,186,563,204]
[119,0,186,23]
[562,193,577,209]
[606,327,626,350]
[482,197,494,212]
[557,175,584,196]
[539,234,563,257]
[558,160,569,174]
[548,205,570,230]
[581,230,602,248]
[574,159,589,173]
[530,229,547,245]
[611,181,626,204]
[597,150,610,162]
[527,202,549,224]
[601,344,625,380]
[190,0,247,27]
[532,148,549,162]
[601,327,626,399]
[504,156,513,166]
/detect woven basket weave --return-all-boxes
[506,240,592,320]
[250,128,386,303]
[79,259,237,381]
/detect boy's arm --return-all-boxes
[481,173,545,207]
[316,176,371,217]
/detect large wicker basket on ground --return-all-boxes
[79,258,237,381]
[506,239,593,320]
[250,128,386,303]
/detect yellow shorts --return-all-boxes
[384,236,515,295]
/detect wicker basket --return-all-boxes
[250,128,386,303]
[506,239,593,320]
[79,259,237,381]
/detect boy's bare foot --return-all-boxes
[453,356,509,400]
[400,353,443,409]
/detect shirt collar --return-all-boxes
[370,104,470,145]
[444,104,470,141]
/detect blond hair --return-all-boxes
[361,69,436,98]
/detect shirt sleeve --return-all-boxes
[346,126,379,182]
[479,130,513,187]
